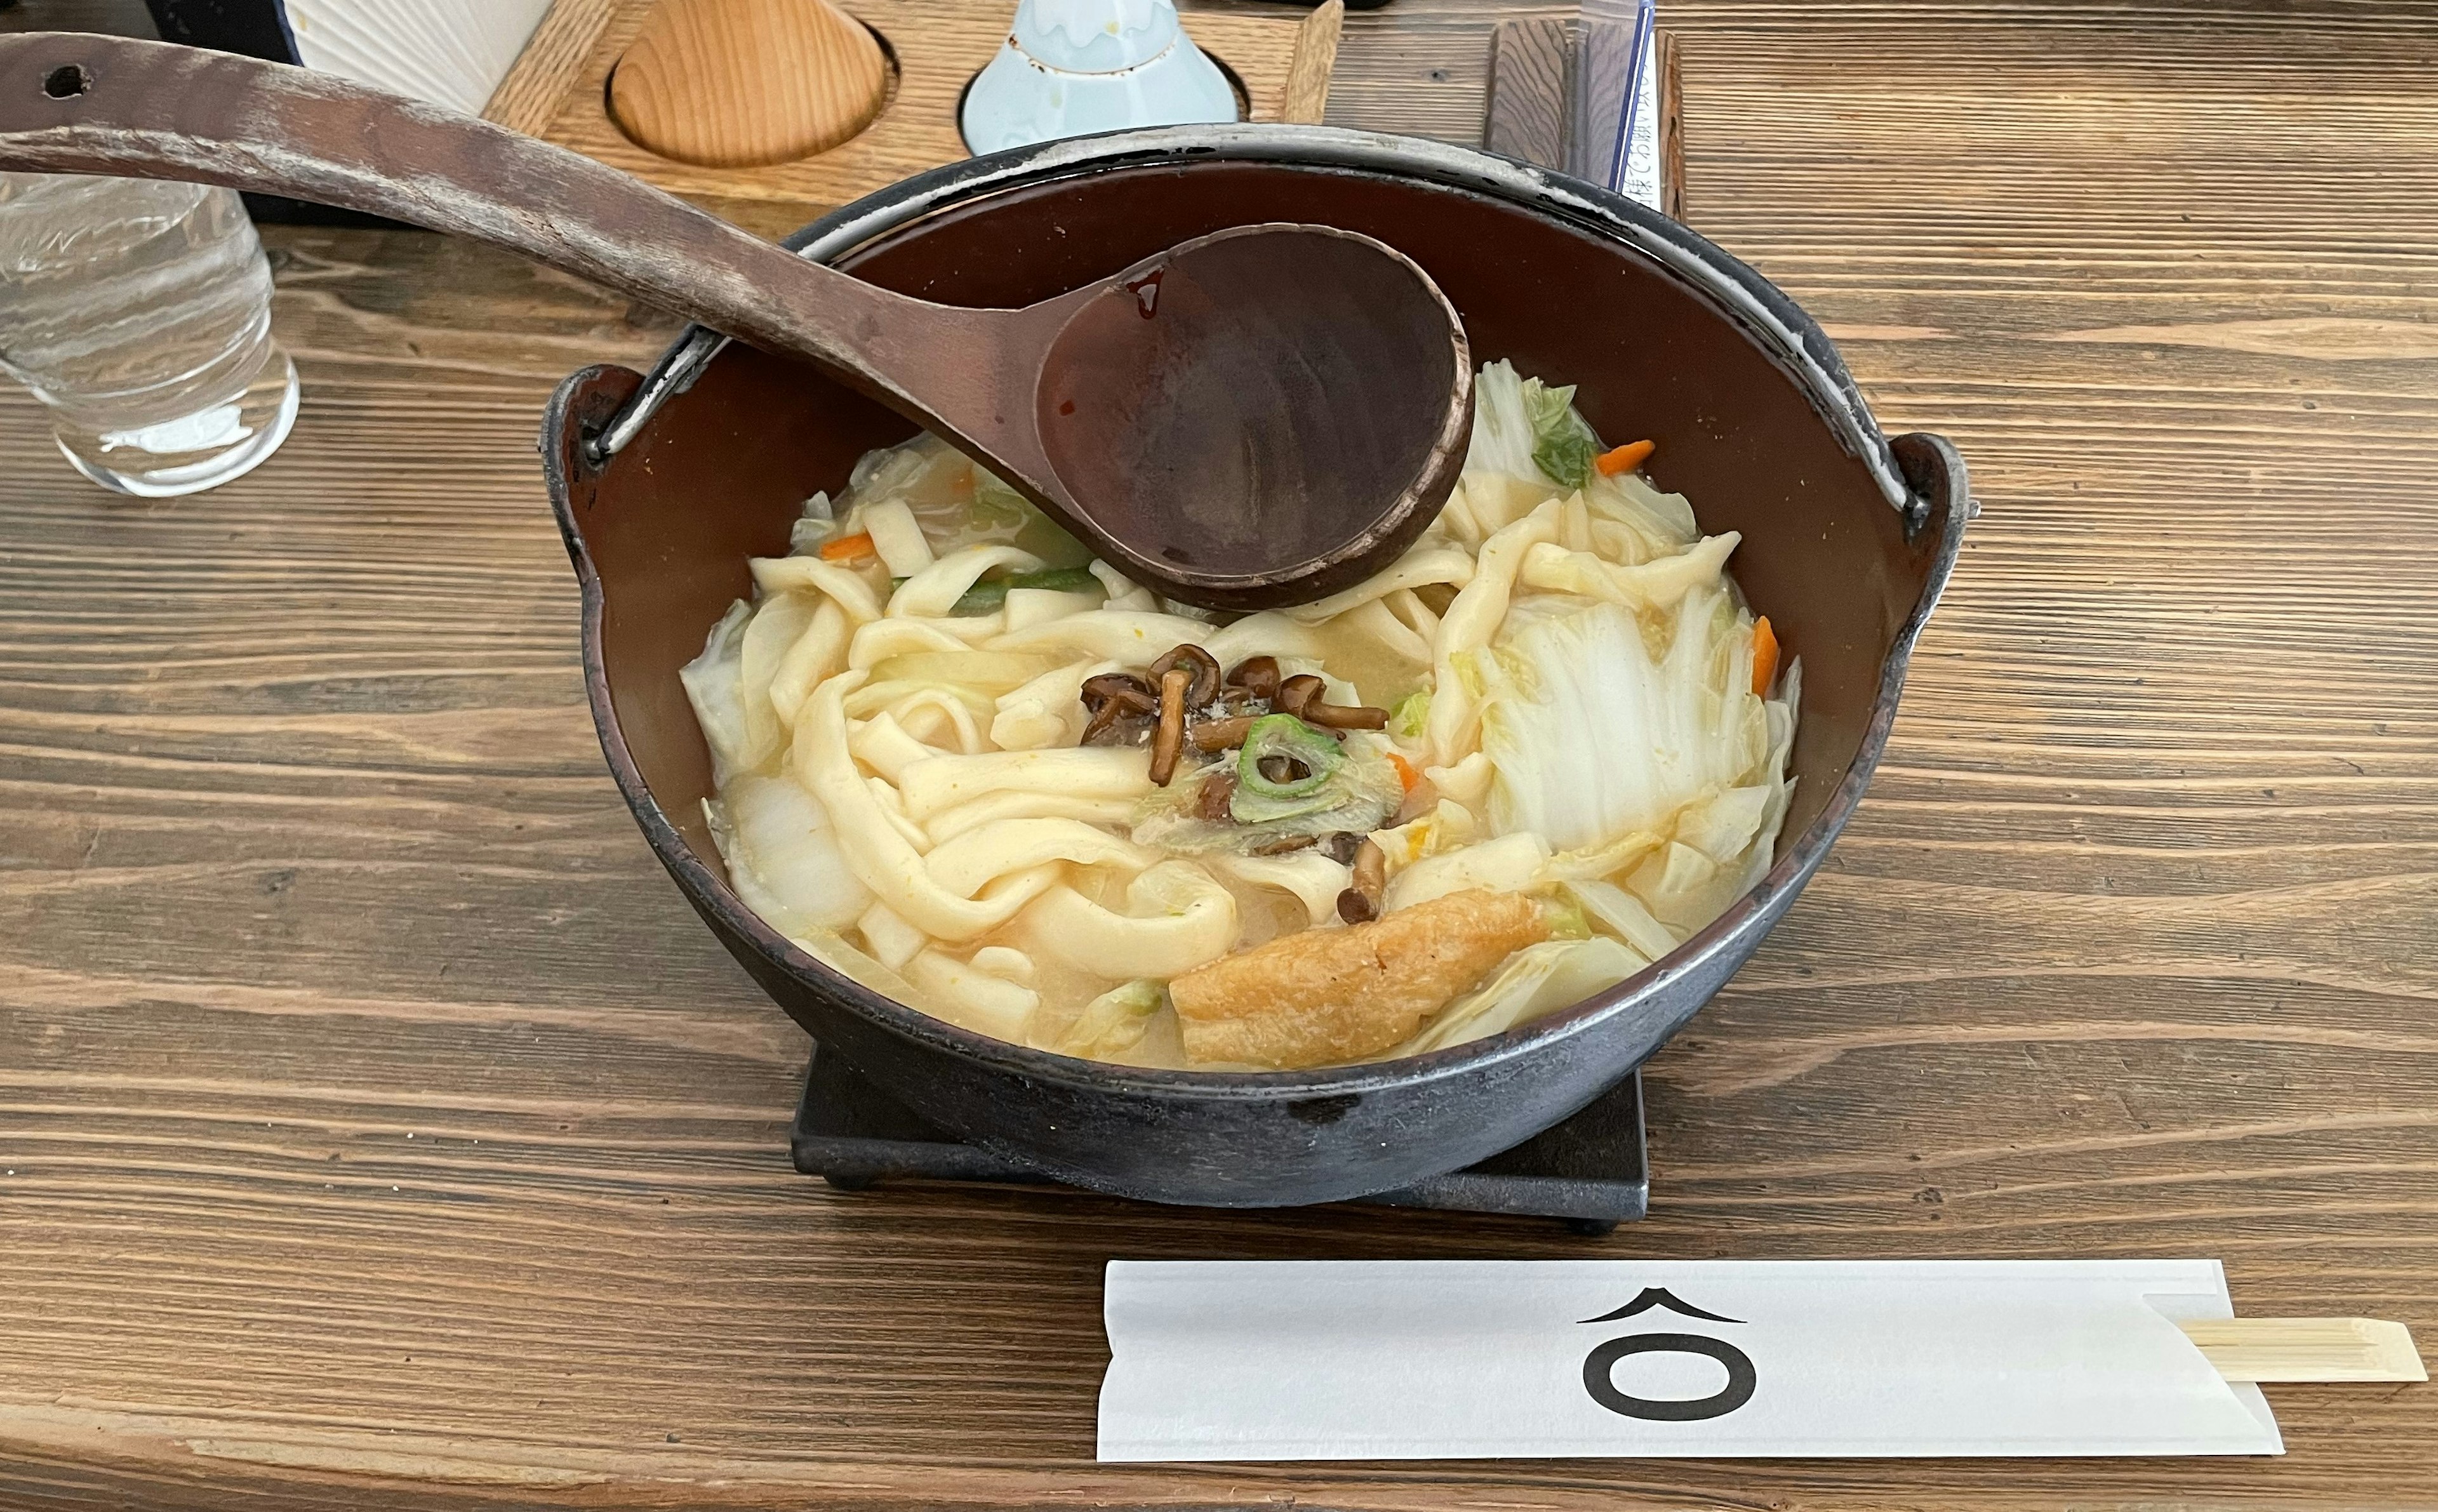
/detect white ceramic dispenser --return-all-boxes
[961,0,1240,154]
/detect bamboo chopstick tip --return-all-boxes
[2179,1317,2427,1384]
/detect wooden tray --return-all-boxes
[483,0,1345,237]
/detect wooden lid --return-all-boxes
[610,0,889,167]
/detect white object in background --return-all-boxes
[1099,1259,2286,1462]
[1569,0,1658,206]
[1615,11,1660,208]
[284,0,555,115]
[961,0,1240,155]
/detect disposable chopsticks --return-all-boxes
[2179,1318,2426,1383]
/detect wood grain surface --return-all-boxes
[4,1,2438,1508]
[1280,0,1345,124]
[481,0,619,138]
[1487,17,1572,171]
[608,0,891,166]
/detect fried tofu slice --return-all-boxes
[1169,889,1549,1069]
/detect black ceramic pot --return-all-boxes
[542,125,1968,1208]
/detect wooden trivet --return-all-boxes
[794,1045,1653,1233]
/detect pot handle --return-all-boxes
[1886,430,1973,633]
[1889,430,1976,543]
[541,365,646,569]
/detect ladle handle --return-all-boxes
[0,34,1010,456]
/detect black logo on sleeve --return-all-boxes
[1578,1287,1756,1422]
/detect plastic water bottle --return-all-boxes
[0,173,298,497]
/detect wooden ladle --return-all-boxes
[0,34,1472,610]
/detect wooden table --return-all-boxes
[4,3,2435,1507]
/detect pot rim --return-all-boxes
[556,123,1968,1102]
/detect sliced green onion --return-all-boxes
[970,470,1030,529]
[1013,566,1101,594]
[1235,714,1342,800]
[949,581,1007,616]
[949,566,1104,616]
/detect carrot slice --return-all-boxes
[818,531,876,563]
[1752,616,1780,696]
[1595,439,1656,476]
[1385,751,1422,795]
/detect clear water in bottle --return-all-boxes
[0,173,298,497]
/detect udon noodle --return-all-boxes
[683,362,1799,1070]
